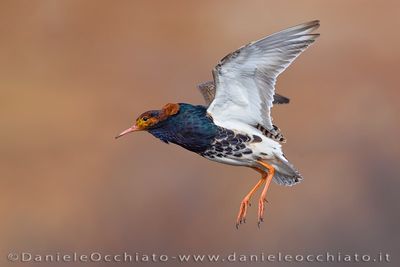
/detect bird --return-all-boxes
[116,20,320,228]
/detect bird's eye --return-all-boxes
[142,117,148,122]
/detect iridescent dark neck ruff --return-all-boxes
[148,103,218,153]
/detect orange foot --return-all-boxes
[236,197,251,228]
[257,197,267,227]
[236,169,266,229]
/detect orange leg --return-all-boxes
[236,168,266,229]
[256,161,275,227]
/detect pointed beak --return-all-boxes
[115,125,140,139]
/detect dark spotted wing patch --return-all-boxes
[256,124,286,143]
[200,128,260,159]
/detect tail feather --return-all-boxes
[259,154,302,186]
[273,171,302,186]
[272,155,303,186]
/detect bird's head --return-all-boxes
[115,103,180,139]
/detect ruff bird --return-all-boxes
[116,20,320,228]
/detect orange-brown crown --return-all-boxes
[115,103,180,139]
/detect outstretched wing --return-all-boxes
[197,81,290,106]
[207,20,319,130]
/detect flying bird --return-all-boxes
[116,20,320,228]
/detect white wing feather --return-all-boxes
[207,20,320,130]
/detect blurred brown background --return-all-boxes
[1,0,399,266]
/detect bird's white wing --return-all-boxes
[207,20,320,130]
